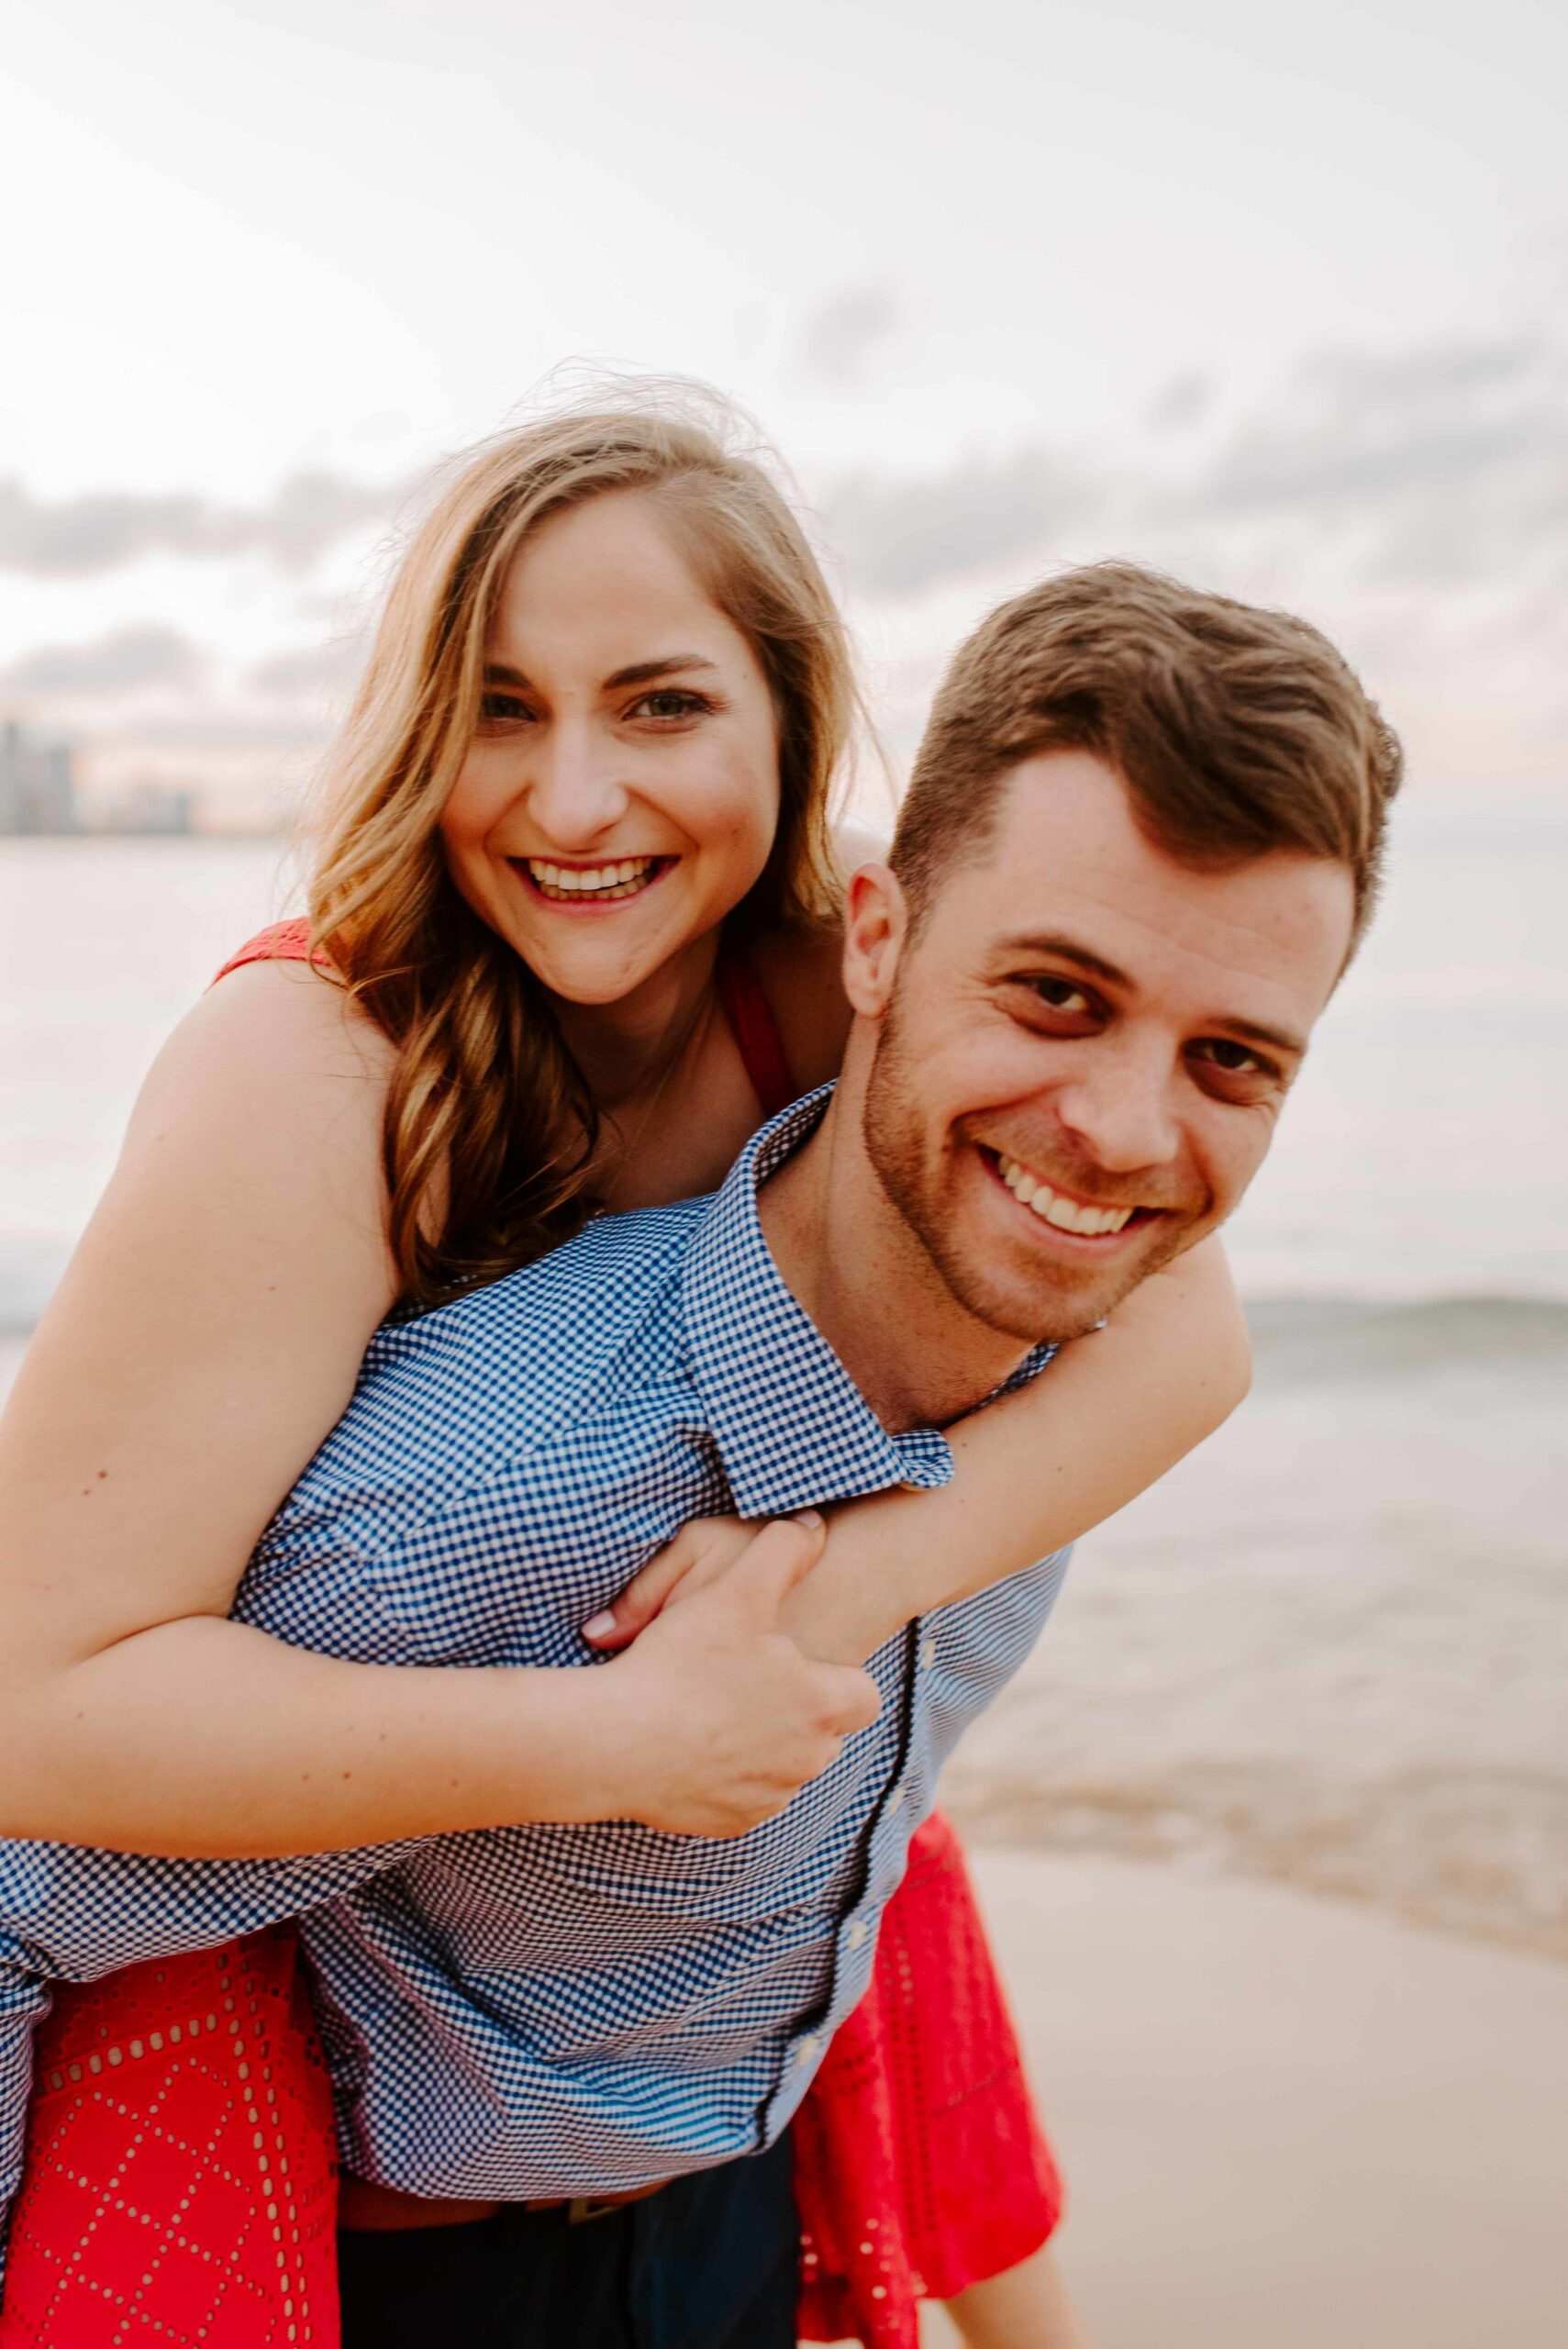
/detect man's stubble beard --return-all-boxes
[861,986,1193,1348]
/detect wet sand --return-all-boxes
[920,1852,1568,2348]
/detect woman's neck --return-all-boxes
[552,931,723,1113]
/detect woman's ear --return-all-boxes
[840,863,907,1019]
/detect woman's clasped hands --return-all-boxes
[584,1510,879,1839]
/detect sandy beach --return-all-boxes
[921,1851,1568,2348]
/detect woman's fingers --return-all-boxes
[582,1511,823,1649]
[606,1510,878,1838]
[707,1512,826,1628]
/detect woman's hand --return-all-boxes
[581,1513,764,1651]
[593,1513,881,1837]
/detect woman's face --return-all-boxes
[439,491,783,1008]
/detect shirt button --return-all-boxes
[885,1788,904,1816]
[846,1918,867,1951]
[795,2034,820,2064]
[919,1637,937,1670]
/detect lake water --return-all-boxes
[2,802,1565,1955]
[3,792,1564,1314]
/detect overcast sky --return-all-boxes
[4,0,1564,816]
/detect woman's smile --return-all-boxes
[512,852,679,910]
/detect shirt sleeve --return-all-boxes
[0,1831,413,2291]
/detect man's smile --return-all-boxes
[977,1144,1162,1246]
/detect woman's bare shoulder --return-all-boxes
[119,956,400,1272]
[185,952,397,1085]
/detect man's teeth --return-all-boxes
[995,1154,1136,1236]
[526,857,660,900]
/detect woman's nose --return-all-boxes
[526,723,630,849]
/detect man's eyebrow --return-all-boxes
[1212,1014,1307,1061]
[995,932,1132,989]
[996,930,1307,1060]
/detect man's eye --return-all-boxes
[1030,976,1093,1015]
[1192,1038,1264,1074]
[628,689,709,721]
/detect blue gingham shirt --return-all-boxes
[0,1088,1069,2268]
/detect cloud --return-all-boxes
[1192,335,1568,590]
[822,446,1106,596]
[798,285,901,387]
[812,319,1568,786]
[0,470,408,579]
[818,328,1568,607]
[1148,371,1214,431]
[2,625,206,696]
[247,636,367,701]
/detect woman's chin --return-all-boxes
[484,884,733,1009]
[492,911,679,1008]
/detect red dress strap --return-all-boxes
[717,938,799,1117]
[212,918,324,985]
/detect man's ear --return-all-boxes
[841,863,907,1019]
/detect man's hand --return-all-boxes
[595,1514,879,1838]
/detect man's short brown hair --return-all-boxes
[891,562,1403,952]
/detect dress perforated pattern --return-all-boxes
[2,1931,335,2346]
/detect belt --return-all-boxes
[338,2174,668,2232]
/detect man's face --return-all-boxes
[855,750,1356,1343]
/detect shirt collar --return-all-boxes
[678,1085,1055,1520]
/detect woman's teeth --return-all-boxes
[995,1152,1136,1236]
[525,857,661,902]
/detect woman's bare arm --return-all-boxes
[0,963,874,1854]
[595,1234,1250,1667]
[789,1234,1250,1661]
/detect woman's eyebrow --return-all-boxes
[603,654,720,689]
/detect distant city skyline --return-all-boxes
[0,716,199,837]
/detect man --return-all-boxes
[0,562,1400,2345]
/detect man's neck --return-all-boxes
[757,1092,1031,1433]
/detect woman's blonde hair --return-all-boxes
[306,387,859,1308]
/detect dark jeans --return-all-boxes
[337,2135,799,2349]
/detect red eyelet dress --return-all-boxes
[0,923,1062,2349]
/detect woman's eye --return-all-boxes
[628,688,709,721]
[1030,976,1093,1016]
[478,691,533,726]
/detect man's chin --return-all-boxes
[958,1229,1191,1347]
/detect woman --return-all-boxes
[0,391,1249,2346]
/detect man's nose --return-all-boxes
[1052,1036,1183,1174]
[526,721,630,848]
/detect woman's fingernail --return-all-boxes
[583,1611,617,1641]
[793,1508,823,1530]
